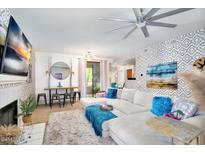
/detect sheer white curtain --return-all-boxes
[78,58,87,98]
[100,60,110,91]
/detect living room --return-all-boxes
[0,0,205,153]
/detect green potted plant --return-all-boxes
[18,96,37,124]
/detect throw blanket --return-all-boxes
[85,105,117,136]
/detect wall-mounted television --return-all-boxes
[0,16,32,77]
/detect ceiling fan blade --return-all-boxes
[105,24,135,33]
[148,8,194,21]
[132,8,141,21]
[147,21,177,28]
[97,17,136,23]
[143,8,160,20]
[141,26,149,38]
[122,26,138,39]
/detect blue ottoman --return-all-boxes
[85,104,117,136]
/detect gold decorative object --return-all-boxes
[0,125,21,145]
[193,57,205,72]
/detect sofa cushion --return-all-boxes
[133,91,153,108]
[182,114,205,144]
[121,88,136,103]
[171,98,198,120]
[81,97,111,109]
[151,96,173,116]
[106,99,148,115]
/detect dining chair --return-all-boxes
[64,89,75,106]
[50,89,65,108]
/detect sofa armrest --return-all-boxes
[182,115,205,144]
[182,115,205,130]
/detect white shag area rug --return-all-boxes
[44,110,116,145]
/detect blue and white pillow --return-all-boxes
[105,88,117,99]
[171,98,198,119]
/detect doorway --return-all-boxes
[86,61,100,97]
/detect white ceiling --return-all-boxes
[11,8,205,60]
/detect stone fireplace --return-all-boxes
[0,100,18,125]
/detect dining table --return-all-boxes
[44,86,79,105]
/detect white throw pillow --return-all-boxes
[133,91,153,108]
[171,98,198,119]
[120,88,136,103]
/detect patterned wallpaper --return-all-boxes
[0,8,11,26]
[0,8,35,108]
[135,28,205,98]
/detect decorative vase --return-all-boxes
[22,115,32,124]
[58,81,62,87]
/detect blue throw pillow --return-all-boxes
[105,88,117,99]
[151,96,173,116]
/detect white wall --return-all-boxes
[35,52,79,100]
[110,64,135,87]
[117,65,125,87]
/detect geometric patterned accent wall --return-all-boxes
[135,28,205,98]
[0,8,11,26]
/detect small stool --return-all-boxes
[74,91,81,101]
[37,93,47,106]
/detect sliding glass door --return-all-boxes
[86,61,100,97]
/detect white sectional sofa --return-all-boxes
[81,88,205,145]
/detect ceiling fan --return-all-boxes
[98,8,194,39]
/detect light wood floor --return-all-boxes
[31,101,83,124]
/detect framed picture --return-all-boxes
[146,61,177,89]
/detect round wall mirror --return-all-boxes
[50,62,70,80]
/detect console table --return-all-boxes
[146,117,203,145]
[17,123,46,145]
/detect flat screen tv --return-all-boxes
[0,16,32,76]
